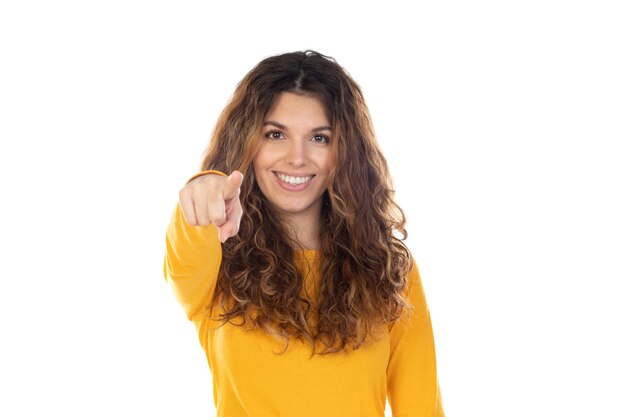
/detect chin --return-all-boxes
[270,197,321,215]
[274,204,313,215]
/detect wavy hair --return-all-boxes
[200,50,413,355]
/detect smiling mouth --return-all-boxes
[274,172,315,186]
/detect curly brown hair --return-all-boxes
[199,50,413,355]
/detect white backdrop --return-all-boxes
[1,1,624,416]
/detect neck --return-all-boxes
[280,210,322,250]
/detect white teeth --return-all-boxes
[277,174,313,185]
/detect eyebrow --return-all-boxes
[263,120,332,133]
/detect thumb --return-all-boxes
[223,170,244,199]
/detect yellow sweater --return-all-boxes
[164,202,444,417]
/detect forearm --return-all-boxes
[163,202,222,320]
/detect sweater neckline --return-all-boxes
[293,249,319,258]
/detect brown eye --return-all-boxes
[265,130,284,140]
[312,134,329,143]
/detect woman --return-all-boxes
[163,50,444,416]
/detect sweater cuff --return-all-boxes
[186,170,227,184]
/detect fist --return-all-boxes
[178,170,244,243]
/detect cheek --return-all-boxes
[252,151,266,173]
[252,145,275,170]
[317,150,334,174]
[252,153,273,188]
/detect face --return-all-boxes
[253,92,334,223]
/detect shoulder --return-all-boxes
[403,256,429,321]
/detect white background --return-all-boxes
[1,1,624,416]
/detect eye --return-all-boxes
[312,134,330,144]
[264,129,284,140]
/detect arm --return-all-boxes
[387,261,445,417]
[163,169,240,321]
[163,202,222,321]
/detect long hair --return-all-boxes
[200,50,413,355]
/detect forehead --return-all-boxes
[265,92,330,127]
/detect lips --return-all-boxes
[273,172,315,190]
[276,173,314,185]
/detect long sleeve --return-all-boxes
[387,262,444,417]
[163,202,222,321]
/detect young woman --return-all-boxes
[164,50,444,416]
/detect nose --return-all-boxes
[286,138,306,167]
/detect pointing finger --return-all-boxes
[219,186,243,242]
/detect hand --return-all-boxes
[178,170,244,243]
